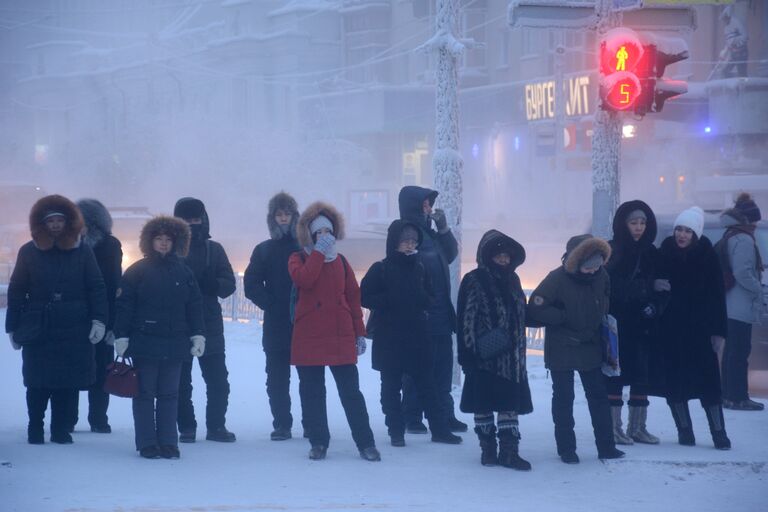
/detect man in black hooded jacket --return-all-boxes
[398,186,467,434]
[174,197,237,443]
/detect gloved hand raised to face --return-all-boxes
[314,233,336,255]
[89,320,106,345]
[356,336,367,356]
[190,335,206,357]
[9,333,21,351]
[114,338,129,357]
[430,208,449,234]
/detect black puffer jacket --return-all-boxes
[174,197,236,355]
[114,216,205,361]
[398,186,458,335]
[360,220,432,373]
[6,195,108,389]
[244,192,301,352]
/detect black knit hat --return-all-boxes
[734,192,761,223]
[173,197,206,220]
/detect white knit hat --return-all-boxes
[674,206,705,238]
[309,215,334,235]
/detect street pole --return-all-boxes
[591,0,622,239]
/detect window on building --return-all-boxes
[462,5,487,69]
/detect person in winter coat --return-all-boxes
[113,216,205,459]
[173,198,237,443]
[244,192,303,440]
[527,235,624,464]
[604,201,661,445]
[654,207,731,450]
[398,186,467,435]
[457,230,533,470]
[718,194,765,411]
[289,202,380,462]
[6,195,108,445]
[360,220,462,447]
[68,199,123,434]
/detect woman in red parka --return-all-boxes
[289,201,380,462]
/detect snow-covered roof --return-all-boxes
[268,0,340,17]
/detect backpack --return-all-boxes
[289,253,348,324]
[714,235,736,291]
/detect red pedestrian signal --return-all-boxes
[599,28,645,112]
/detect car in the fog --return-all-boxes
[655,210,768,375]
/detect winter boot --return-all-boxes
[27,424,44,445]
[449,416,469,433]
[179,430,196,443]
[309,445,327,460]
[389,430,406,447]
[206,427,236,442]
[359,446,381,462]
[560,451,580,464]
[139,446,161,459]
[598,447,626,460]
[406,420,429,434]
[497,427,532,471]
[627,406,660,444]
[668,402,695,446]
[474,425,498,466]
[704,405,731,450]
[610,406,634,445]
[159,445,181,459]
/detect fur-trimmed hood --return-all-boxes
[139,215,191,258]
[77,198,113,248]
[563,235,611,274]
[296,201,345,249]
[267,191,299,240]
[29,194,84,251]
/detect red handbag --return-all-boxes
[103,356,139,398]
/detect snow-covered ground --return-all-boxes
[1,313,766,512]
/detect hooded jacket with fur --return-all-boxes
[527,235,611,371]
[288,202,365,366]
[244,192,301,351]
[6,194,108,389]
[113,216,205,361]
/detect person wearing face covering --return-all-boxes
[244,191,304,441]
[173,197,237,444]
[457,230,533,470]
[6,194,108,445]
[527,235,624,464]
[361,220,462,448]
[288,202,380,462]
[654,207,731,450]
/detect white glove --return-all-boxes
[356,336,367,356]
[104,331,115,346]
[89,320,106,345]
[711,335,725,354]
[190,335,206,357]
[314,233,336,255]
[653,279,671,292]
[9,333,21,350]
[114,337,129,357]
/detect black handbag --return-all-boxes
[476,327,513,360]
[13,307,47,346]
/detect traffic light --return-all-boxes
[634,42,689,115]
[599,28,645,112]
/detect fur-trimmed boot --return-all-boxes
[627,406,660,444]
[497,427,531,471]
[668,402,695,446]
[704,405,731,450]
[611,405,634,445]
[474,425,498,466]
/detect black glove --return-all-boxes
[199,270,219,296]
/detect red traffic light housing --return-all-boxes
[599,28,645,112]
[634,43,690,115]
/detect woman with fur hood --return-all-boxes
[113,216,205,459]
[604,200,661,446]
[244,191,303,441]
[289,201,380,462]
[527,235,624,464]
[68,199,123,434]
[654,207,731,450]
[457,230,533,470]
[6,195,108,445]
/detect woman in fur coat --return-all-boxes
[457,230,533,470]
[654,207,731,450]
[6,194,108,445]
[289,201,379,462]
[527,234,624,464]
[113,216,205,459]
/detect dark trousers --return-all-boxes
[177,352,230,433]
[722,318,753,402]
[27,387,78,435]
[265,349,294,430]
[402,334,456,424]
[70,341,114,429]
[380,365,447,437]
[551,367,615,456]
[296,364,375,450]
[133,357,183,450]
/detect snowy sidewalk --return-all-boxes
[1,315,766,512]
